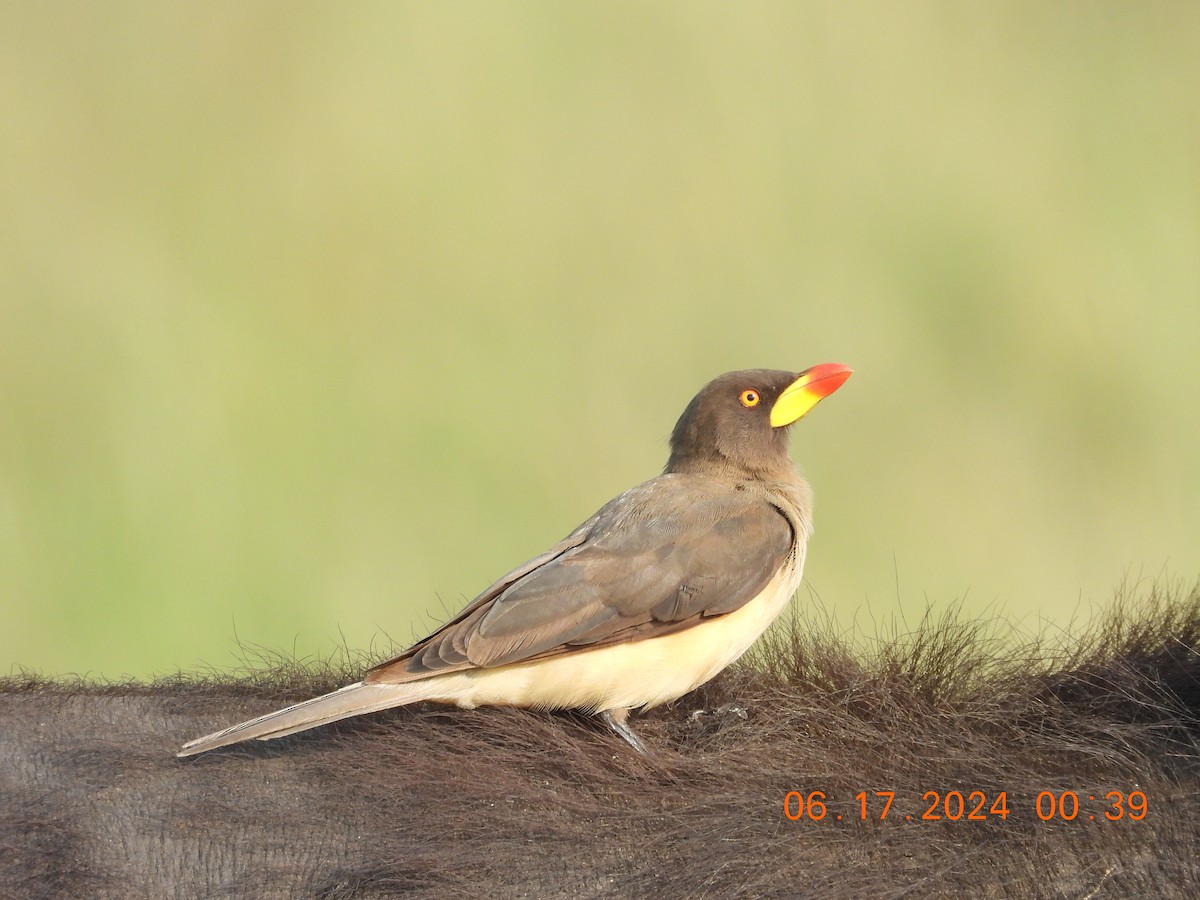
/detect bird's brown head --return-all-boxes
[666,364,852,479]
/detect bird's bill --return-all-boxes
[770,363,853,427]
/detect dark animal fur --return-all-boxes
[3,579,1198,899]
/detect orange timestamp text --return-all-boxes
[783,789,1148,823]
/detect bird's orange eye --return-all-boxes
[739,389,761,408]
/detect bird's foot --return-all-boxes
[689,703,748,723]
[600,709,647,754]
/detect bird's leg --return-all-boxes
[599,708,647,754]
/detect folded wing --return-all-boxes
[366,476,794,684]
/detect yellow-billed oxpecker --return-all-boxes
[179,364,852,756]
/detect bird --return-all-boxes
[178,364,852,757]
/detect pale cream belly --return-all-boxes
[414,557,803,714]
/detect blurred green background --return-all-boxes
[1,3,1197,679]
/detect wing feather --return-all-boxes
[366,476,793,684]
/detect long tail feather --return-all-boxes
[177,681,429,757]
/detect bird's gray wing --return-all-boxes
[366,477,793,683]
